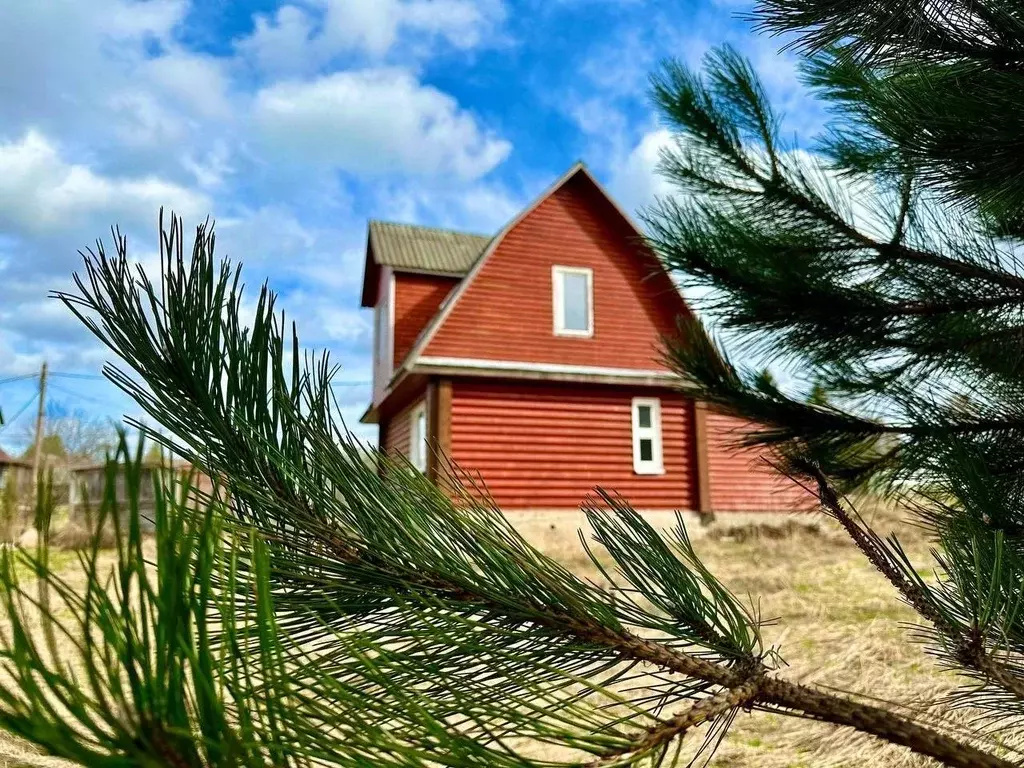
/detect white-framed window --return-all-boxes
[552,266,593,337]
[409,402,428,472]
[631,397,664,475]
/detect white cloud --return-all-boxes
[214,205,366,289]
[393,0,505,49]
[181,141,235,190]
[607,129,675,215]
[0,329,46,378]
[570,97,630,139]
[579,27,659,97]
[141,51,233,121]
[287,295,371,343]
[0,130,209,237]
[254,68,511,179]
[101,0,187,38]
[239,5,317,78]
[397,183,521,233]
[238,0,506,76]
[102,48,236,162]
[0,0,187,128]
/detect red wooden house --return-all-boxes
[360,163,806,515]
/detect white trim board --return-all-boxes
[387,271,396,378]
[416,356,677,379]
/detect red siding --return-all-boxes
[381,398,423,461]
[706,411,813,512]
[449,379,696,510]
[424,174,689,370]
[393,273,460,368]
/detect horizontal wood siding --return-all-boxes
[381,398,423,462]
[705,411,813,512]
[424,175,690,370]
[393,273,460,368]
[449,379,696,510]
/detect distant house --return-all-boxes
[360,162,808,516]
[70,460,214,528]
[0,450,31,499]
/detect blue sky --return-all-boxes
[0,0,826,450]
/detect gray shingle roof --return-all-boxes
[368,220,491,275]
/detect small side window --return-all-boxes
[410,402,428,472]
[631,398,664,475]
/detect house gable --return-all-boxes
[393,273,461,368]
[414,166,692,372]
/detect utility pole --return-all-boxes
[31,361,47,501]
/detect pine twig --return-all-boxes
[587,681,759,765]
[808,465,1024,706]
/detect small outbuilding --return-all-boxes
[0,450,32,502]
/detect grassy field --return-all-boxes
[0,505,1003,767]
[520,505,991,767]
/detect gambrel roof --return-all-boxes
[399,162,685,370]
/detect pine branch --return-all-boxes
[890,171,914,246]
[751,0,1024,66]
[644,2,1024,760]
[755,135,1024,296]
[802,464,1024,707]
[752,1,1024,217]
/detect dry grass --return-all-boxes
[526,504,991,768]
[0,504,1002,767]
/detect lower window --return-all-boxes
[410,402,428,472]
[631,397,664,475]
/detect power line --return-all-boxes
[0,373,38,386]
[0,392,38,433]
[47,382,126,409]
[49,372,107,381]
[330,381,372,387]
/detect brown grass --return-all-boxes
[0,504,1002,767]
[524,504,995,767]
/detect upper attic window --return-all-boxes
[552,266,593,337]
